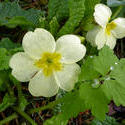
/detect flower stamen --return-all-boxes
[35,52,62,76]
[105,22,116,35]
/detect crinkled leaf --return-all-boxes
[0,1,42,28]
[57,0,85,36]
[48,0,69,21]
[82,0,100,27]
[49,17,59,37]
[79,83,109,120]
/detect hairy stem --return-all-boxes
[12,106,37,125]
[29,98,63,114]
[0,113,18,125]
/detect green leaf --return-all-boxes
[0,93,16,112]
[107,0,125,7]
[93,46,118,76]
[0,1,42,28]
[48,0,69,21]
[82,0,100,26]
[43,115,68,125]
[7,16,34,28]
[91,115,119,125]
[57,0,85,36]
[102,80,125,106]
[79,56,100,81]
[110,59,125,85]
[60,91,86,120]
[101,59,125,106]
[49,17,59,36]
[79,83,109,120]
[0,48,10,70]
[0,38,20,50]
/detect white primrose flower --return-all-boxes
[86,4,125,49]
[9,28,86,97]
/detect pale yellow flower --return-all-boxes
[9,28,86,97]
[87,4,125,49]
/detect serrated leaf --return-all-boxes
[0,48,10,70]
[0,93,16,112]
[43,115,68,125]
[0,1,42,28]
[61,91,86,120]
[48,0,69,21]
[82,0,100,26]
[93,46,118,76]
[79,56,100,81]
[102,80,125,106]
[100,59,125,106]
[57,0,85,36]
[110,59,125,85]
[79,83,109,120]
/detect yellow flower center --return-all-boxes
[35,52,62,76]
[105,22,116,35]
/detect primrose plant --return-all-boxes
[6,2,125,124]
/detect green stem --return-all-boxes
[29,98,62,114]
[0,113,18,125]
[112,6,123,20]
[12,106,37,125]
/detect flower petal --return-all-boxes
[86,26,101,47]
[106,35,116,49]
[94,4,112,27]
[111,18,125,38]
[54,63,80,91]
[55,35,86,64]
[23,28,56,59]
[28,71,59,97]
[9,52,38,82]
[95,28,106,49]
